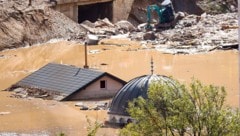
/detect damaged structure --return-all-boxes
[56,0,134,23]
[9,63,126,101]
[55,0,203,24]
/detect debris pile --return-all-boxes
[9,87,65,100]
[84,13,237,54]
[80,18,136,35]
[128,0,204,26]
[75,102,108,111]
[197,0,238,14]
[150,12,238,54]
[0,0,237,54]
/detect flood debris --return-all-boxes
[100,63,108,66]
[80,105,89,110]
[209,43,239,51]
[0,132,49,136]
[95,102,108,110]
[9,86,65,101]
[0,0,237,54]
[133,13,237,54]
[83,12,237,54]
[75,102,84,107]
[0,112,11,115]
[76,102,108,111]
[89,50,101,54]
[143,32,157,40]
[86,34,99,45]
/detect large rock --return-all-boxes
[127,0,203,26]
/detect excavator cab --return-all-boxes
[146,0,175,30]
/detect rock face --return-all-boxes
[197,0,238,14]
[128,0,203,26]
[171,0,203,15]
[0,0,85,51]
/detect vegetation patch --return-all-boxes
[121,79,240,136]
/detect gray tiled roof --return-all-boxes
[17,63,107,95]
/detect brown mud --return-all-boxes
[0,40,238,135]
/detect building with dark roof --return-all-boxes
[12,63,126,101]
[108,74,176,124]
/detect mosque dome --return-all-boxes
[108,74,176,118]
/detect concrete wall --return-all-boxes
[56,0,113,22]
[112,0,135,22]
[56,0,134,23]
[69,75,124,100]
[56,3,78,22]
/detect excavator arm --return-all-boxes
[146,4,165,29]
[146,2,175,30]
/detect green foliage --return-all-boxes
[56,132,65,136]
[121,79,240,136]
[86,116,103,136]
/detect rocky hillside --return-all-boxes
[0,0,237,51]
[0,0,85,51]
[197,0,237,14]
[128,0,203,26]
[127,0,238,26]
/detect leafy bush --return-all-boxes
[121,79,240,136]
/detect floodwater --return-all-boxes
[0,40,238,135]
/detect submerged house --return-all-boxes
[10,63,126,101]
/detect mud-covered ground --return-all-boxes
[0,40,238,135]
[0,0,238,135]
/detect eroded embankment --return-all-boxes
[0,0,85,51]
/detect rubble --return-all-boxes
[143,32,157,40]
[76,102,108,111]
[0,112,11,115]
[130,12,238,54]
[85,13,237,54]
[0,0,237,54]
[115,20,136,32]
[128,0,204,26]
[9,86,66,100]
[75,102,84,107]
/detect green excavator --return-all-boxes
[146,0,175,30]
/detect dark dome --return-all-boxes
[109,74,175,116]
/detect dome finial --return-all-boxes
[151,57,154,75]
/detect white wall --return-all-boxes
[69,75,124,100]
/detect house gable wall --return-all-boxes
[68,75,123,100]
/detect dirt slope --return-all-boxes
[0,0,85,51]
